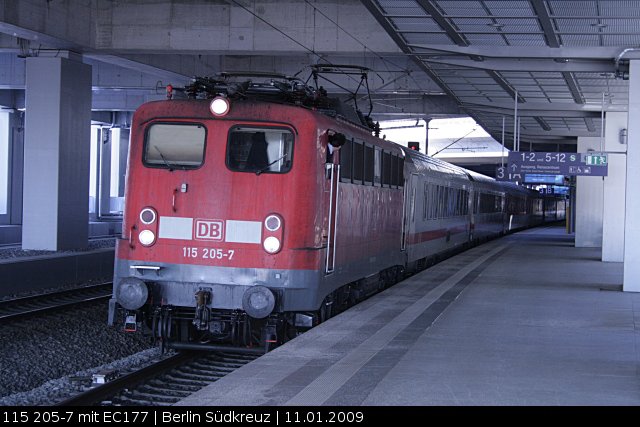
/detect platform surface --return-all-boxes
[177,226,639,406]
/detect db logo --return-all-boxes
[194,219,224,241]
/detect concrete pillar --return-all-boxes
[424,118,431,155]
[601,112,627,262]
[99,127,112,217]
[575,136,603,247]
[22,52,92,250]
[623,61,640,292]
[9,112,24,226]
[118,129,129,196]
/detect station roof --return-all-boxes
[1,0,639,151]
[362,0,639,150]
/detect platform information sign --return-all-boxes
[523,174,566,185]
[507,152,608,176]
[495,166,522,182]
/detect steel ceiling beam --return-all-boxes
[433,15,640,20]
[403,30,640,35]
[534,116,552,131]
[361,1,412,56]
[584,118,596,132]
[495,131,577,140]
[530,143,578,152]
[460,100,627,112]
[468,105,600,118]
[501,129,597,137]
[360,0,466,108]
[485,70,525,102]
[414,0,468,46]
[423,57,614,73]
[530,0,561,48]
[562,71,585,104]
[409,44,623,59]
[361,0,512,146]
[362,0,611,144]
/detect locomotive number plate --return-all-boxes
[182,247,235,260]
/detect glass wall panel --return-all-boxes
[0,113,9,217]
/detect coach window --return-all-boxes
[145,123,206,170]
[353,141,364,184]
[444,188,451,217]
[479,194,487,213]
[430,186,436,218]
[462,190,469,215]
[0,113,9,222]
[465,191,470,215]
[423,183,428,220]
[429,185,436,219]
[452,189,457,216]
[227,126,293,174]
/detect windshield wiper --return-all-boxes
[255,154,288,175]
[155,146,175,172]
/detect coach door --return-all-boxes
[325,162,340,274]
[469,190,476,240]
[402,174,419,251]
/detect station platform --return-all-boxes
[177,225,640,406]
[0,239,115,298]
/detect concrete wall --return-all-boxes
[0,0,95,48]
[1,0,400,54]
[98,0,400,54]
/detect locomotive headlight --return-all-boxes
[210,96,230,117]
[263,236,281,254]
[116,277,148,310]
[138,230,156,246]
[264,214,282,232]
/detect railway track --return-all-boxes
[0,283,112,323]
[59,351,259,406]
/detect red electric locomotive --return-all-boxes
[109,68,555,352]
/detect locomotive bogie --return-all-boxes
[112,261,330,313]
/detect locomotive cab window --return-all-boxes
[227,127,293,174]
[144,123,206,169]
